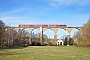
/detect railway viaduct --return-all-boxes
[6,24,81,46]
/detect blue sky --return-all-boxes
[0,0,90,38]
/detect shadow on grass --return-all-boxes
[0,52,18,56]
[0,46,28,57]
[0,46,26,50]
[0,51,30,57]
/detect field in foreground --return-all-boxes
[0,46,90,60]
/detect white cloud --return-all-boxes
[47,0,90,7]
[0,15,45,26]
[0,16,26,26]
[0,7,28,16]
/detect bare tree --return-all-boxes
[21,29,29,46]
[74,19,90,47]
[0,20,6,48]
[6,28,18,47]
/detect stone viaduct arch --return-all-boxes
[6,24,81,46]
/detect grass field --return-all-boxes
[0,46,90,60]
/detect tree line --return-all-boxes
[0,20,48,48]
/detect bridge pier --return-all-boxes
[29,32,32,45]
[40,27,43,46]
[51,28,59,45]
[65,28,73,46]
[67,35,70,46]
[28,28,34,45]
[54,34,57,45]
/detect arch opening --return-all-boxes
[69,28,79,45]
[22,28,30,37]
[43,29,54,45]
[31,28,41,46]
[57,29,68,39]
[57,29,68,45]
[70,29,79,38]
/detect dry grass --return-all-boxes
[0,46,90,60]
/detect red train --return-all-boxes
[18,24,67,27]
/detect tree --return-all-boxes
[6,28,18,47]
[21,29,29,47]
[14,29,23,46]
[74,19,90,47]
[0,20,6,48]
